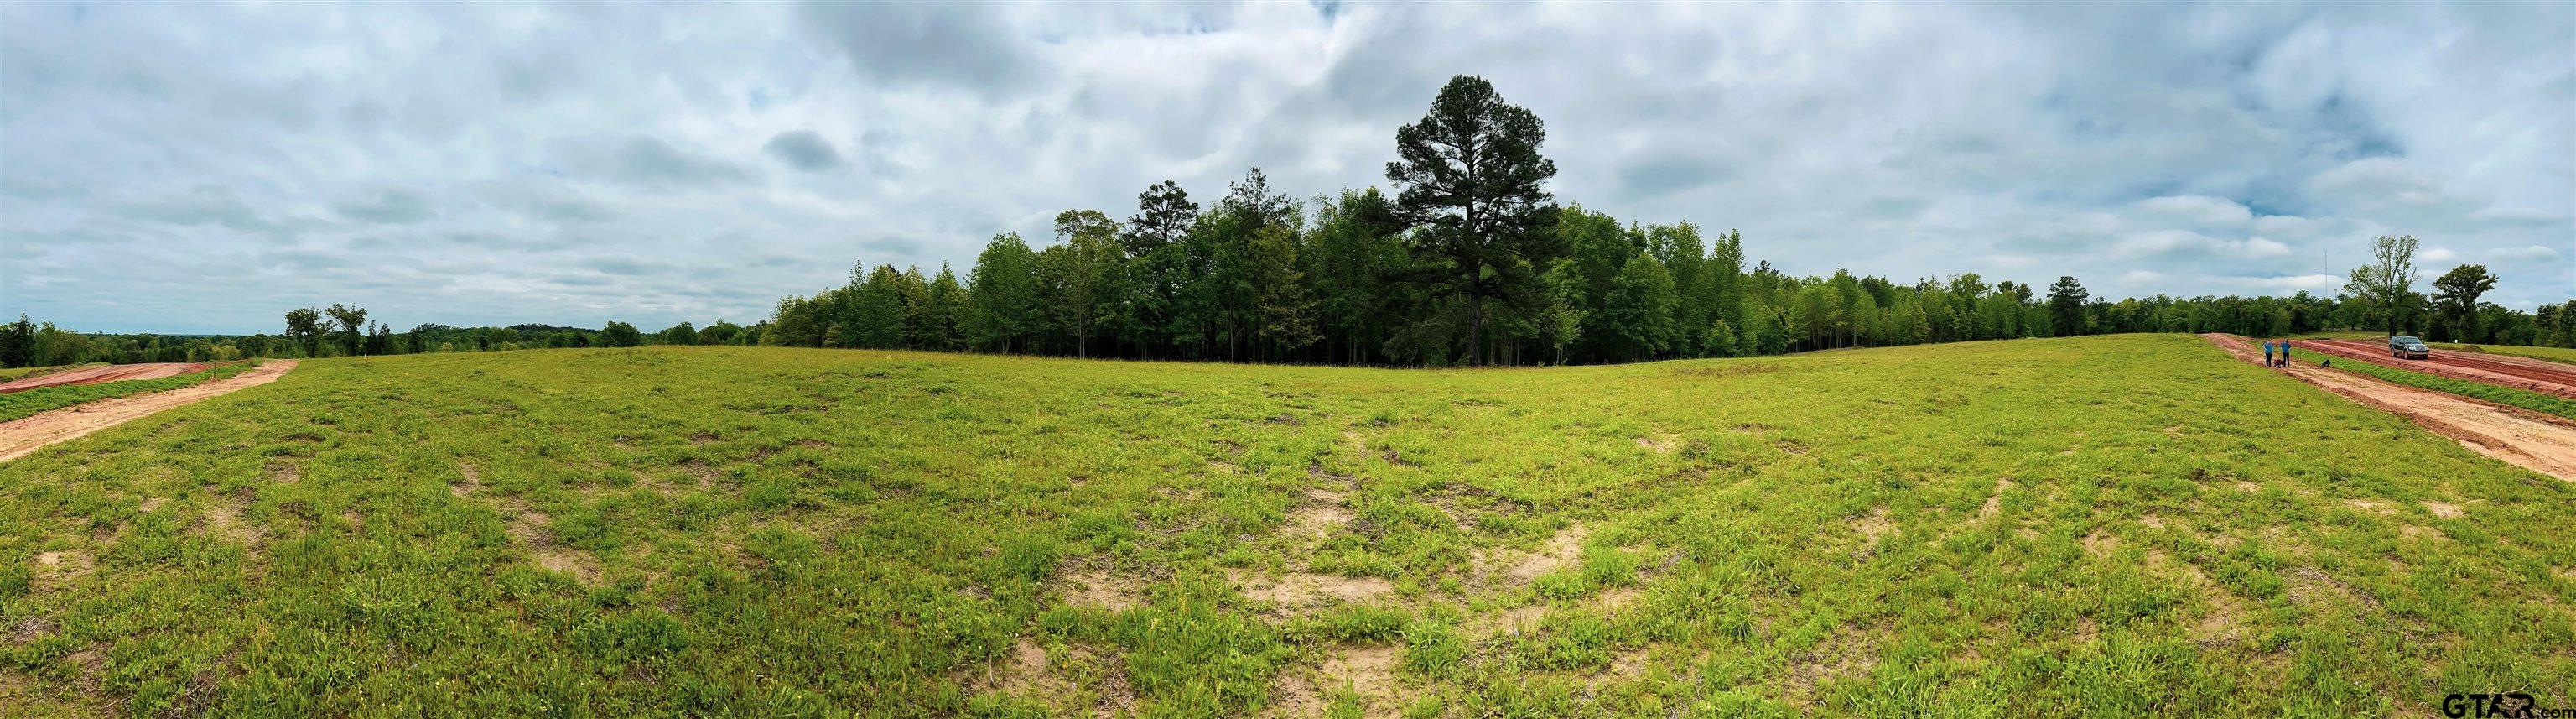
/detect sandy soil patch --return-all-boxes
[0,361,298,462]
[0,362,211,393]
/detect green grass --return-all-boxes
[2287,347,2576,421]
[0,364,257,424]
[1,336,2571,717]
[2433,342,2576,367]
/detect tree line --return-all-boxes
[0,312,764,368]
[756,76,2575,366]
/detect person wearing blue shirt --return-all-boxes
[2262,341,2274,366]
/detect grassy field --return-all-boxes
[2,336,2572,717]
[0,364,257,423]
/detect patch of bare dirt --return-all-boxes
[2344,498,2396,515]
[1285,488,1355,540]
[1504,524,1588,584]
[509,510,600,584]
[1779,631,1878,706]
[267,461,300,484]
[1058,567,1145,611]
[1978,479,2012,520]
[2202,335,2576,481]
[453,462,481,497]
[0,362,211,393]
[9,617,57,643]
[2287,566,2372,609]
[2148,550,2251,643]
[0,361,299,462]
[204,498,260,546]
[1239,571,1394,610]
[1269,644,1400,717]
[2080,529,2119,557]
[2421,500,2463,518]
[963,637,1139,714]
[1636,435,1677,454]
[1854,509,1896,548]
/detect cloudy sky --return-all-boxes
[3,2,2569,334]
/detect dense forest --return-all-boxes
[757,76,2575,367]
[3,76,2567,370]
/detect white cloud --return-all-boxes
[2,1,2569,333]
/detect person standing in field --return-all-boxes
[2275,341,2288,367]
[2262,341,2274,367]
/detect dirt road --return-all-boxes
[2288,339,2576,399]
[2205,335,2576,480]
[0,362,212,393]
[0,361,297,462]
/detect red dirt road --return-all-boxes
[0,362,212,393]
[2285,339,2576,399]
[2205,335,2576,480]
[0,361,296,462]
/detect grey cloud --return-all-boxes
[762,130,844,172]
[799,2,1030,91]
[553,136,756,190]
[584,256,675,277]
[335,189,434,224]
[3,1,2570,333]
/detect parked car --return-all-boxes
[2389,335,2430,359]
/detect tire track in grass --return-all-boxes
[0,361,299,462]
[2201,335,2576,480]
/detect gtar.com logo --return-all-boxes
[2443,693,2576,719]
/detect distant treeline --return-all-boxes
[0,313,760,368]
[753,78,2569,367]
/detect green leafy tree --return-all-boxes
[921,263,968,351]
[1602,253,1680,362]
[2430,264,2496,342]
[324,304,368,356]
[2344,234,2422,337]
[699,320,743,345]
[2046,276,2090,337]
[966,232,1041,353]
[658,321,699,346]
[284,308,325,357]
[0,315,34,367]
[600,321,642,347]
[1384,75,1560,365]
[1047,210,1125,358]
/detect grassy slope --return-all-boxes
[0,336,2570,717]
[0,364,257,423]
